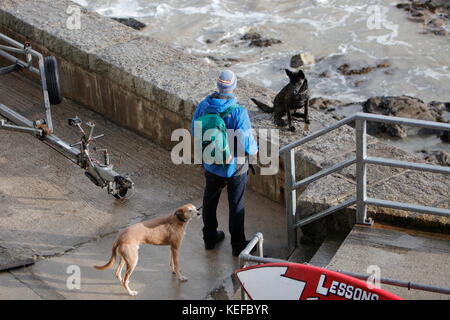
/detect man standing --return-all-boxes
[191,70,258,256]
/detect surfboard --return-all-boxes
[235,262,402,300]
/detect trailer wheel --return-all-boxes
[113,187,129,199]
[113,175,134,199]
[44,56,63,105]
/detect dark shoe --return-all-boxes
[232,240,257,257]
[204,230,225,250]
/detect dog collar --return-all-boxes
[175,212,188,222]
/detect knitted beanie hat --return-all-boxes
[217,70,237,92]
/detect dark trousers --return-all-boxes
[202,170,248,249]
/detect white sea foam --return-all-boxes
[411,67,450,80]
[72,0,88,6]
[76,0,450,102]
[85,0,156,18]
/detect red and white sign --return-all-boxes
[235,263,402,300]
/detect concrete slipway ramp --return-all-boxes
[0,73,287,299]
[2,75,449,301]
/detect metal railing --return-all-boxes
[238,113,450,299]
[238,233,286,300]
[280,112,450,253]
[238,233,450,298]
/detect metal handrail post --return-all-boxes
[257,236,264,258]
[355,118,372,225]
[239,233,265,300]
[284,149,298,253]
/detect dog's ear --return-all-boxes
[299,76,308,90]
[174,207,187,219]
[285,69,294,80]
[297,70,305,79]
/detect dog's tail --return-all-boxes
[251,98,274,113]
[94,241,118,270]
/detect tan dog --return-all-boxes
[94,203,200,296]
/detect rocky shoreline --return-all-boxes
[362,96,449,139]
[310,95,450,166]
[396,0,450,36]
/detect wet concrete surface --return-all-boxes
[8,187,286,300]
[0,272,41,300]
[327,225,450,300]
[0,73,287,299]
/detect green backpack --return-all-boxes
[196,105,240,166]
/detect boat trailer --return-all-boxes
[0,33,134,199]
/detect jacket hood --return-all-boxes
[205,92,237,113]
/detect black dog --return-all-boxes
[252,69,310,131]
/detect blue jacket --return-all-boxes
[191,92,258,178]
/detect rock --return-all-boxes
[338,63,371,75]
[241,32,261,41]
[397,3,411,9]
[250,38,282,47]
[396,0,450,35]
[441,130,450,143]
[363,96,437,138]
[428,100,449,120]
[428,0,450,10]
[111,17,146,30]
[240,32,282,47]
[424,101,450,142]
[376,62,390,68]
[423,150,450,166]
[310,97,342,110]
[410,9,425,17]
[427,16,449,35]
[428,16,447,27]
[290,53,315,68]
[337,62,390,76]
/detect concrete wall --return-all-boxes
[1,0,448,242]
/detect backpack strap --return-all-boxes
[219,104,242,118]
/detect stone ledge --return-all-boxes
[0,0,140,69]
